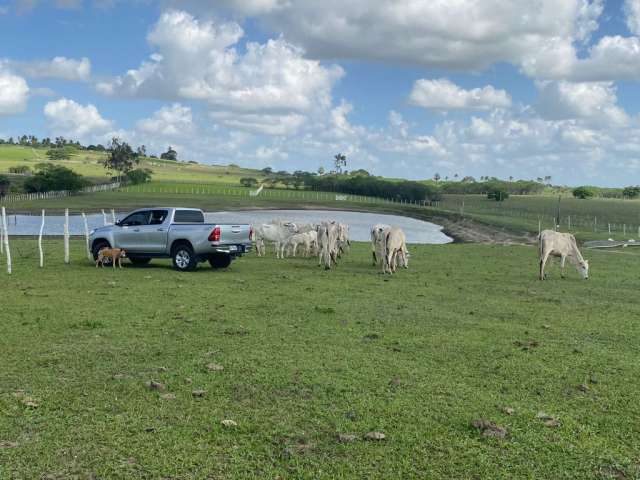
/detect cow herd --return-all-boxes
[252,222,591,280]
[253,220,409,274]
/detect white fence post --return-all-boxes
[64,208,70,264]
[102,209,108,226]
[39,210,45,268]
[111,209,116,224]
[1,207,11,274]
[82,212,92,260]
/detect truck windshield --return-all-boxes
[174,210,204,223]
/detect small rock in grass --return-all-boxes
[144,381,166,392]
[0,441,18,449]
[337,433,358,443]
[502,407,515,416]
[542,324,551,330]
[160,393,176,400]
[364,431,386,441]
[207,363,224,372]
[221,419,237,428]
[157,366,168,373]
[578,383,589,392]
[536,412,560,427]
[192,390,206,398]
[472,419,507,439]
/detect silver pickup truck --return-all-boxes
[89,207,252,271]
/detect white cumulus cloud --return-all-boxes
[625,0,640,35]
[44,98,113,138]
[16,56,91,81]
[536,81,629,127]
[409,79,512,111]
[98,9,343,135]
[0,64,29,115]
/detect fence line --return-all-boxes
[0,182,121,203]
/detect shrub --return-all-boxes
[240,177,259,188]
[125,168,152,185]
[487,188,510,201]
[23,164,88,193]
[9,165,31,174]
[572,186,596,199]
[623,186,640,199]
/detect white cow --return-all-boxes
[285,231,317,257]
[337,223,350,257]
[539,230,589,280]
[317,221,339,269]
[371,223,390,266]
[255,223,297,258]
[383,226,408,274]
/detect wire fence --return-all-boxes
[1,182,121,203]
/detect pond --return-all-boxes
[3,209,452,244]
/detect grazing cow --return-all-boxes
[539,229,589,280]
[317,221,339,269]
[337,223,351,257]
[255,222,297,258]
[371,223,390,266]
[383,226,408,274]
[285,231,317,257]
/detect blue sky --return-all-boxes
[1,0,640,186]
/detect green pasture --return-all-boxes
[1,240,639,478]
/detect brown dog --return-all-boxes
[96,248,126,268]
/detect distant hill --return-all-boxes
[0,145,265,186]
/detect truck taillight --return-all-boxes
[208,226,221,242]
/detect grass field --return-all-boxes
[0,145,264,185]
[2,239,640,478]
[437,194,640,240]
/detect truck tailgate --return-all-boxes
[218,224,251,245]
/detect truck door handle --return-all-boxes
[157,228,165,232]
[133,228,140,232]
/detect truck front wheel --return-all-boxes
[172,243,198,271]
[209,254,232,269]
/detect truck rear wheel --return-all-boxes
[92,240,111,262]
[172,243,198,271]
[209,254,232,269]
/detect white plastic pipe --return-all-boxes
[39,209,45,268]
[1,207,11,274]
[64,208,70,264]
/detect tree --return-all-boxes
[0,174,10,198]
[572,186,596,199]
[261,167,273,175]
[240,177,259,188]
[23,164,88,193]
[46,148,72,161]
[125,168,153,185]
[160,146,178,161]
[433,173,441,183]
[317,166,325,176]
[102,137,139,181]
[9,165,30,174]
[136,145,147,158]
[333,153,347,174]
[487,188,509,202]
[623,186,640,199]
